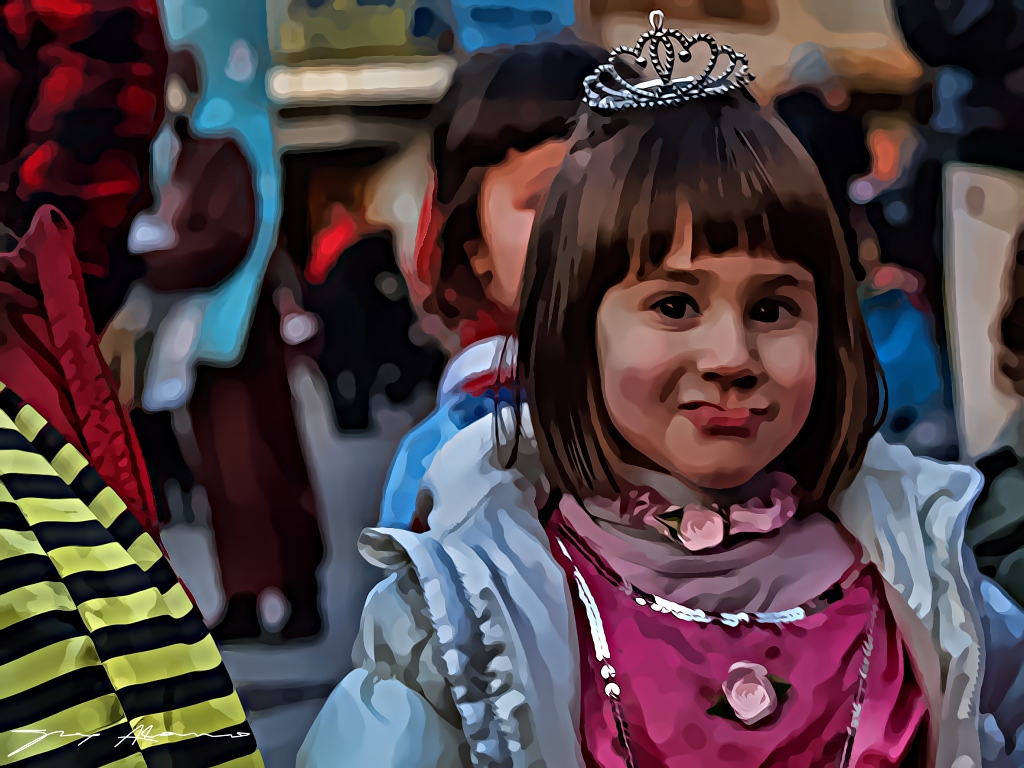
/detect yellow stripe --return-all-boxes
[0,481,13,503]
[0,693,126,764]
[90,486,128,528]
[214,753,266,768]
[79,583,193,633]
[51,443,90,485]
[49,541,136,576]
[126,534,162,572]
[98,754,148,768]
[0,382,7,392]
[17,497,96,525]
[0,528,45,561]
[13,405,47,441]
[0,635,99,700]
[0,449,59,476]
[0,581,76,632]
[130,693,248,750]
[104,634,223,689]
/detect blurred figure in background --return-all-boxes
[893,0,1024,603]
[0,0,167,328]
[1,0,167,535]
[378,35,603,530]
[102,50,326,643]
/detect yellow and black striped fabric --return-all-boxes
[0,383,264,768]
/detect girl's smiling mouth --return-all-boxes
[679,402,771,438]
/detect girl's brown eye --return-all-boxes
[652,294,700,320]
[750,298,796,323]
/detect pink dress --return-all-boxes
[546,507,928,768]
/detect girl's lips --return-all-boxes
[680,403,770,437]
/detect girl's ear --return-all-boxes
[478,139,571,312]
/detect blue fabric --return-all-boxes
[450,0,574,51]
[860,289,947,437]
[379,388,515,528]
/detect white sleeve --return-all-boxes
[297,571,468,768]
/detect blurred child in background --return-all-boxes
[378,34,602,530]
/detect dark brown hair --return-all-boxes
[424,34,603,339]
[518,88,884,504]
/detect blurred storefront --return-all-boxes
[265,1,456,428]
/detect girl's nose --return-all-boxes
[693,307,759,385]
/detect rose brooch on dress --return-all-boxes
[707,662,791,726]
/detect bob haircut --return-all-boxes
[518,87,883,506]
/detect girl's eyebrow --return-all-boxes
[755,274,815,292]
[647,270,812,291]
[650,268,701,285]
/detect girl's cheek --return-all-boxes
[600,322,680,410]
[759,332,816,392]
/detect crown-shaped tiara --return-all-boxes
[583,10,754,110]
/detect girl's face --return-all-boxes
[596,221,819,490]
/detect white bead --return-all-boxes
[600,664,616,680]
[604,682,621,699]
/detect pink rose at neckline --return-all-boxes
[676,504,725,551]
[723,661,778,726]
[728,473,798,536]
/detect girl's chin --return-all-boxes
[664,446,772,489]
[661,422,784,489]
[678,466,761,490]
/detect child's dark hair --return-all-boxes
[518,88,884,505]
[424,34,603,338]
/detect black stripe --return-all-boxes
[0,428,34,451]
[69,466,106,506]
[63,564,155,603]
[0,553,61,595]
[137,720,259,768]
[30,424,68,463]
[0,609,89,666]
[4,720,142,768]
[2,474,76,500]
[92,609,210,661]
[0,386,24,419]
[0,665,115,733]
[118,664,237,720]
[32,520,114,550]
[107,510,145,547]
[146,559,181,592]
[62,560,181,603]
[0,500,29,530]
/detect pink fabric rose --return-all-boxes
[723,661,777,725]
[677,504,725,551]
[728,474,798,535]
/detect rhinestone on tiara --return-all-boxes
[583,10,754,111]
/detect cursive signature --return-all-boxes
[9,725,251,757]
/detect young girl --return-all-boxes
[301,16,1024,768]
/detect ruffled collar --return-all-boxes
[613,472,800,551]
[560,472,859,614]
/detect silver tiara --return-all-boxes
[583,10,754,111]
